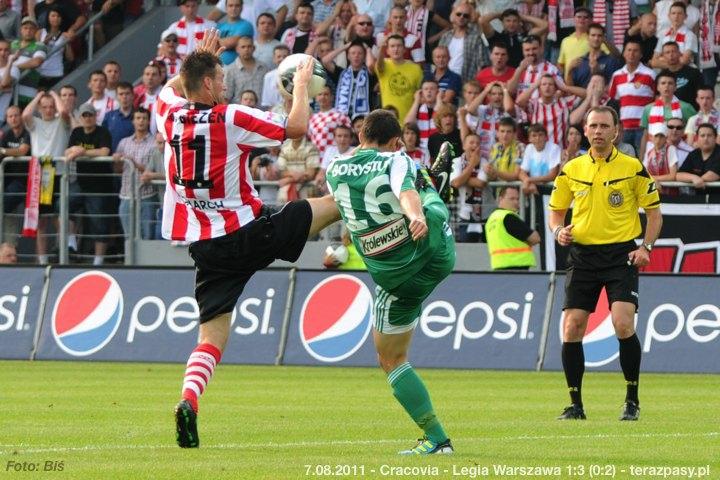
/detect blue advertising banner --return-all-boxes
[543,274,720,373]
[34,268,289,364]
[282,271,550,369]
[0,267,45,359]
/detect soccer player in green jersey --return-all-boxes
[326,110,456,455]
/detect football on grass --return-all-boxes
[277,53,327,99]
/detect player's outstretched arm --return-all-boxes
[399,190,428,241]
[286,58,314,139]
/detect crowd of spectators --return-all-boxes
[2,0,720,264]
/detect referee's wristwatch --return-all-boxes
[641,243,653,252]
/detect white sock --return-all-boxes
[68,235,78,250]
[93,256,103,266]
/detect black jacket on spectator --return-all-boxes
[68,126,113,194]
[624,32,658,66]
[673,65,703,110]
[35,0,81,33]
[428,129,463,161]
[0,127,31,189]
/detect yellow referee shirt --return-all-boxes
[549,148,661,245]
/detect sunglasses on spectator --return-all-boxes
[667,125,684,130]
[357,21,372,26]
[455,12,471,18]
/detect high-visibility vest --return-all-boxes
[339,243,367,271]
[486,209,535,270]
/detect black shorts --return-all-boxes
[189,200,313,323]
[564,241,639,312]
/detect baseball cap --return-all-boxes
[649,123,668,137]
[21,16,38,27]
[78,103,97,116]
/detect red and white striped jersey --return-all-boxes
[156,55,183,79]
[608,64,656,130]
[84,95,117,125]
[161,16,217,58]
[466,105,505,160]
[416,104,438,152]
[156,86,286,242]
[527,96,580,147]
[516,61,565,100]
[135,87,161,134]
[307,109,351,155]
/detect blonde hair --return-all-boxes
[433,103,457,129]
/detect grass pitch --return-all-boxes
[2,361,718,479]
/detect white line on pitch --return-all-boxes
[1,432,717,455]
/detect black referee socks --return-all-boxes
[562,341,585,406]
[619,333,642,404]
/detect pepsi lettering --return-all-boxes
[0,285,30,332]
[421,292,535,350]
[643,303,720,352]
[232,288,275,335]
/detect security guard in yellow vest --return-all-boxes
[486,187,540,270]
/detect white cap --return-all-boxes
[648,123,668,137]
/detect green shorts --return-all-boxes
[371,190,455,334]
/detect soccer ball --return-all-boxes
[277,53,327,99]
[323,244,349,268]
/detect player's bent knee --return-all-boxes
[377,352,408,373]
[562,310,589,341]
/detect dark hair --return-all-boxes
[297,2,314,13]
[104,60,120,68]
[348,41,367,53]
[490,41,509,53]
[661,41,680,51]
[697,122,717,136]
[273,44,290,54]
[240,89,258,102]
[257,12,276,24]
[527,123,548,135]
[522,35,541,45]
[670,1,687,13]
[181,51,222,92]
[501,8,520,19]
[588,22,605,34]
[133,107,151,121]
[59,84,76,95]
[498,117,517,130]
[47,6,64,19]
[498,186,519,198]
[623,38,643,52]
[362,110,402,145]
[656,69,677,87]
[88,70,106,81]
[403,121,420,138]
[387,34,404,45]
[334,124,353,135]
[697,85,715,96]
[585,105,619,126]
[116,81,134,93]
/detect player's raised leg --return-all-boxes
[306,195,342,238]
[175,314,230,448]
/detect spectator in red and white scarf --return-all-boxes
[160,0,216,58]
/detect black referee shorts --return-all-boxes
[563,241,639,313]
[189,200,313,323]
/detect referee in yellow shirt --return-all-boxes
[548,106,662,421]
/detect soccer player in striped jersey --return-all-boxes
[163,30,341,448]
[326,110,455,455]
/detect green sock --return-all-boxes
[387,362,448,443]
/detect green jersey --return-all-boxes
[326,148,433,283]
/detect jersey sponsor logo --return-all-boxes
[608,190,624,207]
[183,199,226,210]
[358,217,410,256]
[299,275,372,362]
[329,160,389,177]
[52,271,124,356]
[647,181,657,194]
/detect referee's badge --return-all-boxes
[608,190,624,207]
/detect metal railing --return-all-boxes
[0,156,141,265]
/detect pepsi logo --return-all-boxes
[299,274,372,362]
[559,288,636,367]
[52,271,124,356]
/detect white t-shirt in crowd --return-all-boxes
[447,36,464,76]
[521,142,561,177]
